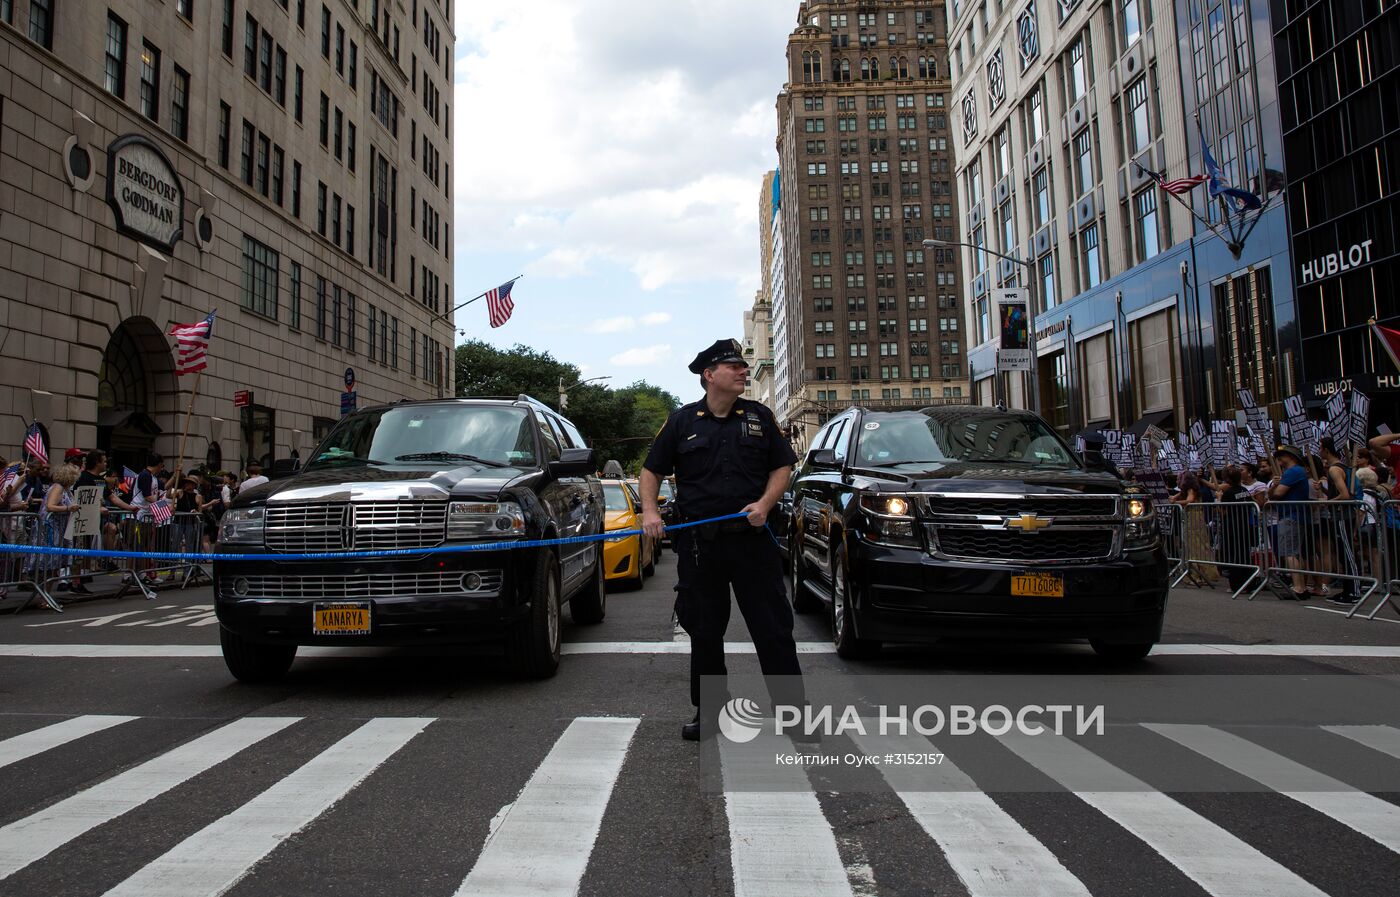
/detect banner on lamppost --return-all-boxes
[995,288,1031,372]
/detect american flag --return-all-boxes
[23,422,47,465]
[122,467,138,495]
[150,498,174,526]
[0,462,19,492]
[1160,174,1209,195]
[486,281,515,329]
[170,310,217,375]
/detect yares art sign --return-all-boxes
[105,135,185,253]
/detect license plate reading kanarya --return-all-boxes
[313,602,371,635]
[1011,573,1064,597]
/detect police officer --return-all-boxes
[640,339,803,741]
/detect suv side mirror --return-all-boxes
[808,448,840,470]
[550,447,595,477]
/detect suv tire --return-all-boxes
[832,549,880,659]
[506,551,562,678]
[220,628,297,684]
[1089,640,1153,662]
[570,546,607,624]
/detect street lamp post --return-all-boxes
[923,238,1041,413]
[558,375,611,410]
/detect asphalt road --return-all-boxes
[2,552,1400,897]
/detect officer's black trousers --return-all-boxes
[675,528,803,709]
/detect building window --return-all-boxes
[321,4,330,58]
[104,14,127,99]
[1214,267,1277,404]
[177,0,191,22]
[138,41,160,122]
[1132,310,1175,416]
[170,66,189,141]
[27,0,52,48]
[288,262,302,332]
[292,160,302,217]
[316,181,327,234]
[1122,0,1143,48]
[294,67,304,122]
[1073,129,1093,196]
[1040,351,1069,432]
[1067,35,1088,103]
[1125,76,1150,155]
[986,49,1006,110]
[239,120,254,185]
[1133,188,1159,261]
[1032,168,1050,228]
[258,30,272,92]
[319,93,329,146]
[241,235,279,319]
[243,13,257,79]
[332,285,343,345]
[217,102,230,168]
[315,275,327,340]
[1080,221,1102,289]
[1039,251,1056,310]
[271,145,284,204]
[1016,2,1039,69]
[221,0,233,57]
[274,47,287,105]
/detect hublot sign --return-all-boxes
[1298,239,1373,285]
[105,135,185,253]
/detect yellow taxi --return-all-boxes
[602,480,655,588]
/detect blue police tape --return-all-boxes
[0,512,756,564]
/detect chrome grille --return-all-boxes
[927,526,1117,563]
[219,570,504,600]
[265,504,349,552]
[352,502,448,550]
[919,492,1120,564]
[923,495,1119,519]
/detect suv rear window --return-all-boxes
[307,405,538,469]
[856,410,1079,468]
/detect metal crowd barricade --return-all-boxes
[117,511,212,590]
[1266,499,1382,618]
[0,511,59,612]
[1156,504,1187,585]
[1374,497,1400,623]
[1178,501,1268,600]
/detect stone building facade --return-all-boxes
[774,0,968,451]
[0,0,455,474]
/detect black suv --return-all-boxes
[789,405,1168,661]
[214,396,606,682]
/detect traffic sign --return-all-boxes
[340,391,358,416]
[234,390,252,407]
[344,367,356,391]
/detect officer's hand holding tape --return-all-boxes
[739,501,770,527]
[641,508,666,540]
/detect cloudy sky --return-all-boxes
[451,1,796,402]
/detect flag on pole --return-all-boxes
[1160,174,1209,195]
[1371,318,1400,373]
[122,467,138,495]
[150,498,174,526]
[170,310,217,375]
[1,462,19,492]
[1200,133,1263,211]
[23,422,47,465]
[485,281,516,328]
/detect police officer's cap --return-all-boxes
[688,338,749,374]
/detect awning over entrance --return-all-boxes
[1124,409,1175,437]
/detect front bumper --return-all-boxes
[603,534,639,580]
[849,535,1169,644]
[212,546,533,646]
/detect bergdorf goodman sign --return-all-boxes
[105,135,184,252]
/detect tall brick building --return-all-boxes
[773,0,967,449]
[0,0,454,473]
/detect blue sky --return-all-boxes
[451,2,796,402]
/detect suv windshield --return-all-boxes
[854,409,1080,468]
[306,405,538,469]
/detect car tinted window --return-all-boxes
[830,417,852,461]
[602,483,631,512]
[537,413,563,461]
[557,416,588,449]
[855,410,1079,468]
[545,413,574,449]
[307,405,538,468]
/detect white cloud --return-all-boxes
[453,1,791,296]
[640,312,672,326]
[610,344,674,367]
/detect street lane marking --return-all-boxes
[6,643,1400,658]
[850,732,1091,897]
[0,716,138,770]
[102,717,432,897]
[1146,723,1400,856]
[0,716,299,881]
[1323,725,1400,761]
[454,716,638,897]
[722,734,855,897]
[998,730,1327,897]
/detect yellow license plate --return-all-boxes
[1011,573,1064,597]
[313,602,371,635]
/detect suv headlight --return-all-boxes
[447,501,526,540]
[859,494,920,548]
[1124,493,1156,545]
[219,507,265,545]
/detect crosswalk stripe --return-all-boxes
[0,716,137,770]
[849,733,1090,897]
[0,716,299,881]
[998,731,1327,897]
[454,716,639,897]
[102,717,432,897]
[722,735,854,897]
[1146,723,1400,856]
[1322,724,1400,762]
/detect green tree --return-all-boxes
[454,340,577,400]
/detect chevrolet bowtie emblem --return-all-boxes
[1005,514,1052,532]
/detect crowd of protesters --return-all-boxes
[0,449,270,599]
[1156,434,1400,605]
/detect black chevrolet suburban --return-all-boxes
[214,396,606,682]
[789,405,1168,661]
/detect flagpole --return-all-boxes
[174,369,201,478]
[444,274,523,318]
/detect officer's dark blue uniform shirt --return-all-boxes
[643,397,797,521]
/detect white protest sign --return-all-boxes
[64,485,103,541]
